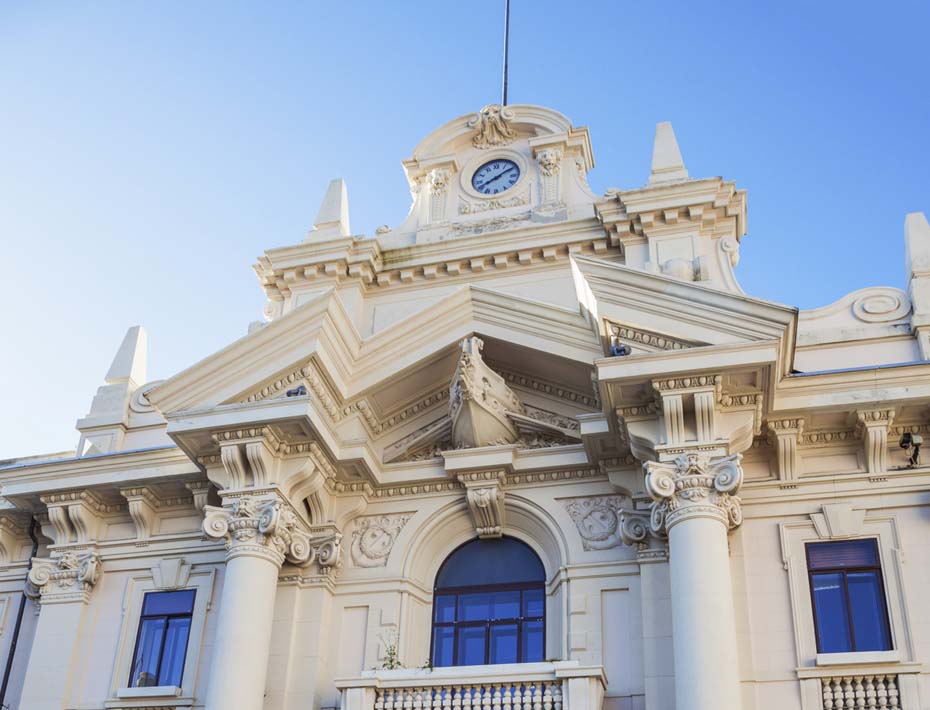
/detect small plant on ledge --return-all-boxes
[377,630,402,670]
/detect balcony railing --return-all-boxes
[821,674,900,709]
[336,662,606,710]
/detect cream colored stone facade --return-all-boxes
[1,104,929,710]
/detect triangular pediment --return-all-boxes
[146,284,601,422]
[571,254,798,368]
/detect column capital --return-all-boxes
[619,508,668,562]
[203,493,341,570]
[26,549,101,604]
[644,452,743,533]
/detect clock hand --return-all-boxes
[485,167,516,188]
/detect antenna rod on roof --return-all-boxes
[501,0,511,106]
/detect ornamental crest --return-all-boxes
[562,495,625,551]
[349,513,412,568]
[467,104,517,149]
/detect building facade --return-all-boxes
[2,103,929,710]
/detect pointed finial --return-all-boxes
[648,122,690,185]
[105,325,147,387]
[307,178,351,241]
[905,212,930,280]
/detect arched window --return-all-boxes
[431,537,545,667]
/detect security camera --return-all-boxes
[610,343,631,357]
[899,432,922,467]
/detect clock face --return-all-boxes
[471,159,520,195]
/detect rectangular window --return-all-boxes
[806,539,892,653]
[129,589,196,687]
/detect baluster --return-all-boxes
[875,676,889,709]
[481,685,492,710]
[841,677,854,710]
[552,683,563,710]
[863,676,877,709]
[462,685,473,710]
[886,676,899,709]
[491,684,502,710]
[542,683,553,710]
[502,684,514,710]
[414,689,424,710]
[853,676,865,710]
[376,691,386,710]
[822,678,835,710]
[521,683,532,710]
[433,686,444,710]
[383,689,396,710]
[443,686,453,710]
[533,682,543,710]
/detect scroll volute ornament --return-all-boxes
[644,452,744,534]
[203,495,340,570]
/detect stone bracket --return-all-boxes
[855,409,895,474]
[766,418,804,481]
[456,470,507,538]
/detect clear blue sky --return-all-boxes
[1,1,928,458]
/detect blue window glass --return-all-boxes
[489,624,518,664]
[432,626,455,667]
[129,590,196,687]
[435,538,545,588]
[457,626,487,666]
[431,537,546,667]
[806,540,892,653]
[521,620,544,662]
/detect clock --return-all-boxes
[471,159,520,195]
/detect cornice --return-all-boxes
[774,362,930,411]
[255,217,616,300]
[0,446,199,502]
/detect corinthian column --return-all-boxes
[645,452,744,710]
[201,494,339,710]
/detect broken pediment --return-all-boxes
[383,337,582,463]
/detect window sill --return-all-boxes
[116,686,182,699]
[816,650,900,666]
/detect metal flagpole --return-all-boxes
[501,0,510,105]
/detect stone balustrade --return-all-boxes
[337,662,605,710]
[821,674,900,709]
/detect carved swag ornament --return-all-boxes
[644,452,744,534]
[203,495,340,570]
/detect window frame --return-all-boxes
[430,581,545,666]
[804,538,893,654]
[108,561,215,702]
[128,590,196,688]
[430,538,546,668]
